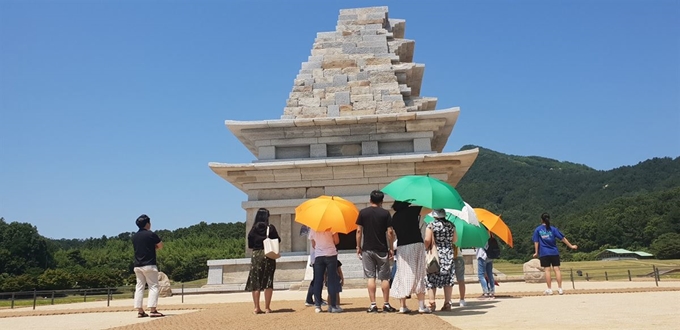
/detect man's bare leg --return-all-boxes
[367,278,377,303]
[381,279,390,305]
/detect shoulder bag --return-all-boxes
[263,225,281,259]
[426,241,440,274]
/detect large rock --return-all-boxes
[523,259,545,283]
[158,272,172,297]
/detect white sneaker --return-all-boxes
[558,288,564,295]
[544,289,553,295]
[315,307,323,313]
[459,299,467,307]
[418,307,432,314]
[329,306,343,313]
[398,307,411,314]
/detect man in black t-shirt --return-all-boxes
[356,190,397,313]
[132,214,164,318]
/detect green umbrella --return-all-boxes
[382,175,464,210]
[424,212,490,248]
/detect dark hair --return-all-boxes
[370,190,384,204]
[254,208,270,225]
[541,212,551,231]
[391,200,411,212]
[136,214,150,229]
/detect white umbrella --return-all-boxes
[447,202,481,227]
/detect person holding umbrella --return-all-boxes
[532,212,578,295]
[425,209,458,311]
[309,228,342,313]
[390,201,432,313]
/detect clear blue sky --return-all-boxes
[1,0,678,239]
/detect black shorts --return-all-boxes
[539,255,561,267]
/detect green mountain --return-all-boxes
[455,145,680,260]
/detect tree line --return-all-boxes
[0,219,245,292]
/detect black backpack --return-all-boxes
[485,236,501,259]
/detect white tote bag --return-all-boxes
[263,225,280,259]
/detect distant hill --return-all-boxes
[455,145,680,260]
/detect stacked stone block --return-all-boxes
[283,6,438,119]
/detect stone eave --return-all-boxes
[208,147,478,193]
[225,107,460,157]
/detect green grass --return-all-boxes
[493,259,680,281]
[176,278,207,287]
[0,292,133,309]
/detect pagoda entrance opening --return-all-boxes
[336,230,357,250]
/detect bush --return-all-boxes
[650,233,680,259]
[1,274,37,292]
[38,269,75,290]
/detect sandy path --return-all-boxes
[0,281,678,330]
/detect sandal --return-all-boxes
[264,309,273,314]
[149,311,165,318]
[253,309,263,315]
[429,301,436,311]
[440,302,452,311]
[137,312,149,318]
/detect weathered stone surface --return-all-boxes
[523,259,546,283]
[275,146,310,159]
[335,91,350,105]
[300,166,333,180]
[258,187,306,200]
[158,272,173,297]
[282,6,438,119]
[376,121,406,133]
[305,187,325,198]
[332,165,364,179]
[362,163,386,177]
[310,143,327,158]
[413,137,432,152]
[362,141,379,155]
[327,143,362,157]
[387,162,415,176]
[258,146,276,160]
[379,141,414,154]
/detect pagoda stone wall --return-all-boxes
[283,6,436,119]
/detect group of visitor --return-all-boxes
[130,191,578,317]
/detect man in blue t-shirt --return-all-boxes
[532,213,577,295]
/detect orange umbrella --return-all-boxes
[294,195,359,234]
[473,208,513,248]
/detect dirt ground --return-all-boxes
[104,298,457,330]
[1,285,678,330]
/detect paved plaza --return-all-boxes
[1,281,678,330]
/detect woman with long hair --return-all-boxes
[532,212,577,295]
[425,209,458,311]
[245,208,281,314]
[390,201,432,313]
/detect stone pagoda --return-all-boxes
[209,6,479,255]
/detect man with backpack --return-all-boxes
[476,233,499,299]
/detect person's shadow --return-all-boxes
[266,308,295,314]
